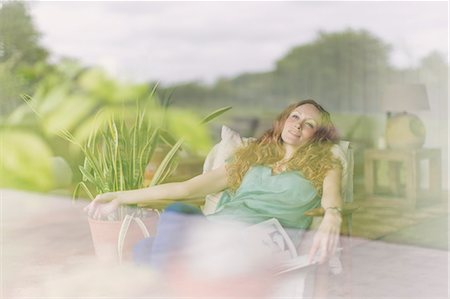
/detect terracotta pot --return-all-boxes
[87,211,159,263]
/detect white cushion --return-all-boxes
[202,126,255,215]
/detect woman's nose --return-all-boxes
[294,121,303,129]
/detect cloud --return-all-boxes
[29,1,448,84]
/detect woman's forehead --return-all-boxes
[292,104,321,121]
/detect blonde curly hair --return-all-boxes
[226,99,341,195]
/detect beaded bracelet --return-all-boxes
[324,206,343,215]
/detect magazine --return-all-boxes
[242,218,317,275]
[273,254,314,275]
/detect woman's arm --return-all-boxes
[85,165,229,219]
[308,166,343,264]
[321,165,343,211]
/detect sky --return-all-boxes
[27,1,449,85]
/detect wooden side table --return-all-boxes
[364,148,441,208]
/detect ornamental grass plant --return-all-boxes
[64,102,231,220]
[65,109,178,220]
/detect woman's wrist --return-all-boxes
[324,206,342,215]
[113,191,128,205]
[323,207,342,221]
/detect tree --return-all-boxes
[0,1,49,115]
[0,1,48,64]
[274,29,392,112]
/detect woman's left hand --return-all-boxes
[307,209,342,264]
[84,192,123,220]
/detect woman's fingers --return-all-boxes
[308,237,320,264]
[83,204,90,214]
[327,239,336,258]
[87,202,99,218]
[83,197,100,215]
[87,200,120,220]
[84,202,93,216]
[309,233,328,264]
[328,237,335,254]
[83,192,119,219]
[309,225,341,264]
[326,230,337,252]
[95,207,105,220]
[319,235,329,264]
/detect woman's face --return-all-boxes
[281,103,321,149]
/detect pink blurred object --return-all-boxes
[87,212,159,263]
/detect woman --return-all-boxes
[85,99,343,265]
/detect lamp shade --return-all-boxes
[381,84,429,112]
[382,83,429,149]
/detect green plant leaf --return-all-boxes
[78,165,96,184]
[149,138,184,186]
[72,181,94,201]
[200,106,232,124]
[117,214,134,263]
[138,128,159,185]
[158,129,177,147]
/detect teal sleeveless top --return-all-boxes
[207,165,321,229]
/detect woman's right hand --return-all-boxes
[83,192,122,219]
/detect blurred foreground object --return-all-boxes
[51,156,73,189]
[0,129,54,191]
[381,84,429,149]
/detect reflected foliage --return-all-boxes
[0,1,49,115]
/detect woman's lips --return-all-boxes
[288,130,301,138]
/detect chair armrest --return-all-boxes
[304,204,359,217]
[136,198,205,210]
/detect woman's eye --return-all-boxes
[291,114,300,120]
[306,123,314,128]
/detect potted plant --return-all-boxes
[65,103,231,263]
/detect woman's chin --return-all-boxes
[283,141,303,150]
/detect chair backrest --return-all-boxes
[333,140,354,204]
[201,126,354,214]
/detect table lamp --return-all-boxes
[381,84,429,149]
